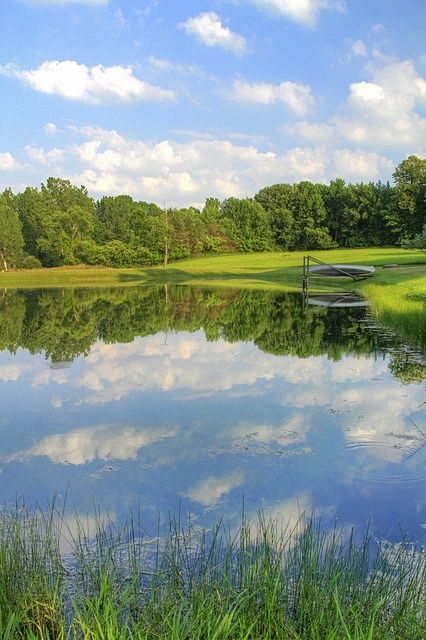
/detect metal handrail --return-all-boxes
[304,255,359,279]
[302,254,369,293]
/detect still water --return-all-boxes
[0,286,425,544]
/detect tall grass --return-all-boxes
[0,506,425,639]
[359,268,426,350]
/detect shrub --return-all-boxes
[401,223,426,250]
[19,255,42,269]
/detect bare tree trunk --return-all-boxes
[0,251,7,272]
[163,238,168,268]
[163,205,169,268]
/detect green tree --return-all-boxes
[289,182,332,250]
[255,184,294,249]
[321,179,348,245]
[12,187,49,259]
[42,177,95,215]
[401,223,426,250]
[202,198,232,252]
[221,198,273,251]
[95,195,135,244]
[59,204,95,263]
[0,195,24,271]
[392,156,426,240]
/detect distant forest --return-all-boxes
[0,155,425,271]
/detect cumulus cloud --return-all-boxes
[184,470,245,506]
[6,422,178,465]
[7,122,398,206]
[0,60,175,105]
[147,55,205,78]
[0,151,20,171]
[332,148,393,178]
[229,79,314,116]
[285,120,335,143]
[334,60,426,150]
[284,58,426,156]
[180,12,247,55]
[245,0,345,28]
[349,39,368,58]
[25,145,64,167]
[74,334,287,404]
[0,363,30,381]
[60,125,332,204]
[44,122,57,136]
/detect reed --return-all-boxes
[0,506,425,639]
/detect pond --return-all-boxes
[0,285,425,545]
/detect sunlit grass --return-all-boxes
[0,248,424,289]
[0,506,425,639]
[358,266,426,350]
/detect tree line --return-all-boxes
[0,155,425,271]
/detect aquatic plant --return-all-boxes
[0,505,425,639]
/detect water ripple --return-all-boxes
[343,439,426,484]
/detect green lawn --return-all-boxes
[0,247,424,289]
[1,248,425,349]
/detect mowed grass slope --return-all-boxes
[1,248,425,348]
[0,247,424,289]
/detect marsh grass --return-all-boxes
[0,506,425,639]
[359,267,426,350]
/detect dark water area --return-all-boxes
[0,285,425,545]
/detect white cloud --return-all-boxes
[285,120,335,143]
[232,413,310,445]
[25,145,64,167]
[245,0,345,28]
[350,39,368,58]
[333,148,393,178]
[61,125,330,204]
[6,422,178,465]
[0,363,30,381]
[7,121,399,207]
[57,510,116,555]
[180,12,247,55]
[335,60,426,150]
[73,334,287,404]
[229,79,314,116]
[0,60,175,105]
[283,58,426,156]
[243,494,313,548]
[184,470,245,506]
[44,122,57,136]
[0,152,19,171]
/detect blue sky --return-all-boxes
[0,0,425,206]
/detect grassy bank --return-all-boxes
[0,248,424,289]
[1,508,425,639]
[0,248,425,349]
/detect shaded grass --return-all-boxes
[0,506,425,639]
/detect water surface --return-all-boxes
[0,286,425,544]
